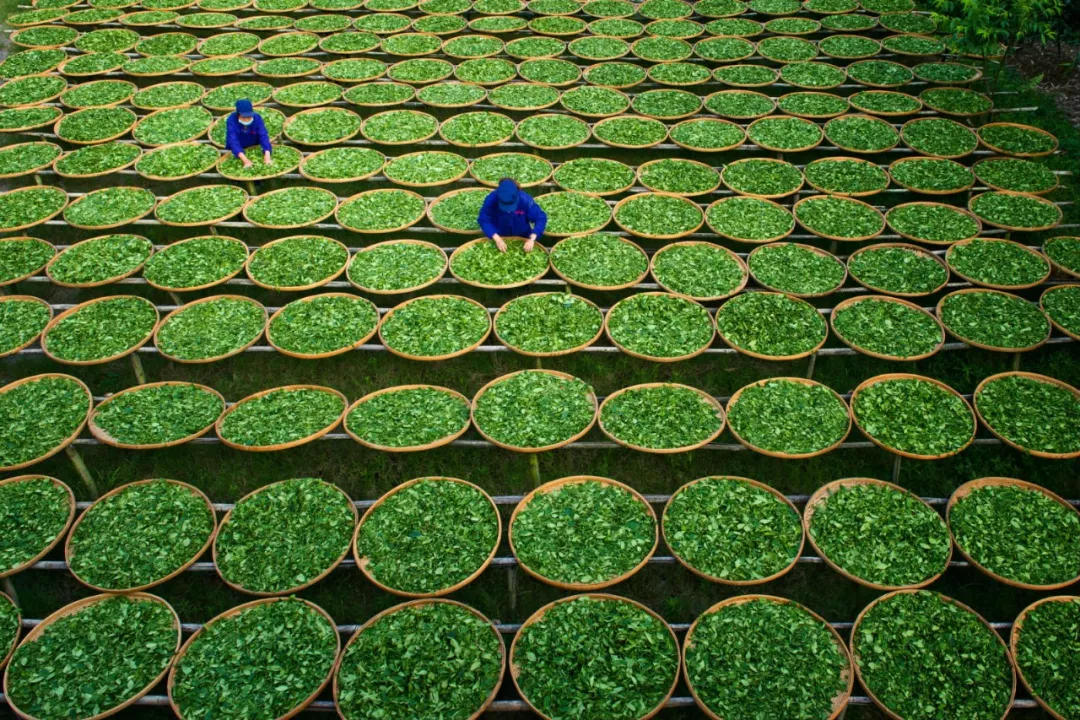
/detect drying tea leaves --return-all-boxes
[133,107,213,146]
[0,49,66,79]
[639,159,719,196]
[338,189,425,232]
[803,158,888,196]
[852,592,1013,720]
[348,241,444,292]
[64,186,155,229]
[452,240,548,287]
[887,203,980,244]
[269,294,378,356]
[496,293,602,354]
[488,83,560,110]
[825,114,899,152]
[705,90,774,119]
[428,189,487,232]
[514,479,653,585]
[514,597,678,720]
[722,159,802,197]
[156,185,247,225]
[1014,599,1080,720]
[5,596,177,720]
[157,297,265,361]
[60,80,133,109]
[608,293,714,359]
[54,142,141,178]
[695,36,755,61]
[536,192,612,235]
[852,377,974,456]
[757,35,818,61]
[553,158,634,194]
[0,186,66,231]
[68,480,214,589]
[56,106,136,143]
[584,62,647,87]
[716,292,827,357]
[0,298,49,355]
[471,153,551,186]
[361,110,437,144]
[357,479,499,593]
[797,195,884,239]
[848,246,947,295]
[889,158,973,193]
[834,298,942,358]
[286,108,362,144]
[0,477,71,574]
[49,234,151,286]
[0,238,54,285]
[273,81,342,107]
[550,233,647,288]
[914,61,980,83]
[1043,285,1080,336]
[0,376,90,470]
[652,243,744,299]
[1045,236,1080,274]
[847,59,913,86]
[517,114,591,149]
[602,384,722,450]
[336,602,502,720]
[92,383,223,447]
[246,188,338,229]
[143,236,247,291]
[729,379,848,454]
[978,123,1056,155]
[706,197,794,242]
[939,290,1049,349]
[216,478,354,591]
[810,482,951,587]
[615,193,703,237]
[669,118,744,150]
[45,296,156,362]
[132,81,203,109]
[976,375,1080,456]
[781,61,847,88]
[749,116,823,150]
[921,87,992,116]
[902,117,978,157]
[973,157,1056,194]
[417,82,487,107]
[172,599,338,720]
[0,75,67,107]
[250,237,347,289]
[136,142,218,180]
[440,111,515,146]
[592,116,667,147]
[686,599,849,720]
[346,386,468,448]
[947,239,1048,287]
[714,64,775,86]
[820,33,880,58]
[849,90,922,115]
[777,92,848,118]
[749,243,845,295]
[473,371,595,449]
[649,62,711,85]
[970,191,1060,230]
[0,142,61,176]
[571,35,632,60]
[381,296,489,358]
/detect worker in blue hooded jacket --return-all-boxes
[225,98,272,169]
[477,179,547,253]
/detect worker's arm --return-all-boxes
[225,117,251,166]
[477,193,507,251]
[524,195,547,251]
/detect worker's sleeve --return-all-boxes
[477,191,501,239]
[224,117,245,158]
[526,195,547,238]
[255,115,272,152]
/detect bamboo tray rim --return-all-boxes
[42,294,159,366]
[493,290,603,357]
[154,294,267,364]
[598,381,725,454]
[214,384,348,453]
[936,287,1051,353]
[1009,595,1080,720]
[266,292,378,359]
[379,293,491,360]
[88,381,225,449]
[0,475,75,579]
[725,376,852,458]
[0,295,53,358]
[944,237,1051,291]
[605,291,716,363]
[845,242,950,297]
[972,372,1080,461]
[343,384,470,451]
[650,240,748,301]
[830,294,945,362]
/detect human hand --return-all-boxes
[493,234,506,252]
[524,234,536,252]
[263,151,272,164]
[241,155,253,168]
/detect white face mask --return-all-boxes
[239,116,253,126]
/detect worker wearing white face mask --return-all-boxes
[225,98,272,169]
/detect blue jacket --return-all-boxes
[478,190,547,239]
[224,112,271,158]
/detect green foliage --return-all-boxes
[1043,285,1080,336]
[0,298,49,355]
[346,386,469,447]
[143,237,246,291]
[976,375,1080,455]
[269,295,378,356]
[156,186,247,225]
[0,143,61,176]
[852,377,974,456]
[56,106,136,143]
[440,111,515,146]
[172,599,339,720]
[608,293,714,359]
[601,384,722,449]
[133,106,212,146]
[215,478,354,591]
[947,239,1048,287]
[93,383,223,447]
[706,90,775,118]
[157,297,265,361]
[381,295,489,357]
[553,158,634,194]
[890,158,973,193]
[429,189,488,232]
[1014,599,1080,720]
[496,293,603,353]
[796,195,883,238]
[723,159,802,196]
[0,186,66,231]
[337,602,502,720]
[847,246,947,295]
[0,477,71,573]
[707,196,794,241]
[716,292,827,357]
[780,61,847,88]
[136,142,218,179]
[804,157,889,195]
[45,297,157,362]
[474,371,595,448]
[517,114,591,149]
[749,243,845,295]
[729,379,849,453]
[65,187,155,229]
[471,153,551,186]
[452,240,548,287]
[853,592,1013,720]
[669,118,744,150]
[902,118,978,157]
[615,193,703,236]
[809,482,951,587]
[592,116,668,146]
[825,114,899,151]
[6,596,177,720]
[348,241,443,292]
[970,191,1060,229]
[50,234,151,285]
[536,192,612,234]
[515,596,678,720]
[0,238,55,284]
[939,290,1050,349]
[338,189,425,231]
[357,479,499,593]
[653,243,743,299]
[0,75,66,106]
[833,298,943,358]
[550,233,647,288]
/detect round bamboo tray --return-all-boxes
[284,107,362,146]
[972,157,1058,196]
[155,185,248,227]
[850,373,976,460]
[846,242,950,297]
[804,477,952,591]
[705,89,775,120]
[0,380,91,473]
[439,115,516,148]
[427,189,492,234]
[704,196,795,244]
[217,147,301,182]
[154,294,267,364]
[494,291,603,356]
[793,195,885,242]
[299,146,385,184]
[0,475,75,578]
[334,598,506,720]
[168,597,339,720]
[669,117,745,152]
[379,294,491,361]
[636,158,719,198]
[553,161,635,197]
[973,372,1080,460]
[510,593,679,720]
[65,479,216,593]
[59,57,128,78]
[747,117,824,153]
[271,81,341,108]
[63,186,156,231]
[613,192,705,240]
[849,589,1016,720]
[0,141,62,179]
[488,84,561,110]
[561,87,631,118]
[583,61,645,89]
[60,80,136,110]
[550,234,648,291]
[919,88,992,118]
[257,31,319,57]
[256,60,324,79]
[748,242,847,298]
[945,238,1050,290]
[0,186,68,233]
[241,187,339,230]
[936,288,1051,353]
[42,295,158,366]
[450,238,549,289]
[353,477,500,597]
[0,237,53,287]
[900,117,977,159]
[336,188,426,233]
[715,292,828,361]
[825,113,900,154]
[777,91,850,119]
[0,77,67,108]
[1010,596,1080,720]
[830,295,945,361]
[212,477,357,592]
[725,377,852,458]
[266,292,378,359]
[1042,283,1080,340]
[199,81,272,111]
[0,592,19,672]
[190,59,255,79]
[632,95,702,121]
[54,145,142,179]
[1044,237,1080,280]
[132,108,210,148]
[417,82,488,107]
[88,382,225,449]
[712,63,776,88]
[2,592,182,720]
[598,382,725,454]
[605,292,715,362]
[347,239,447,294]
[125,59,191,77]
[471,369,597,452]
[468,151,552,187]
[977,122,1058,158]
[143,235,248,293]
[888,156,973,195]
[721,156,804,199]
[849,90,923,117]
[592,114,668,149]
[0,107,63,133]
[651,241,747,301]
[684,594,853,720]
[509,475,658,590]
[343,385,470,450]
[516,113,591,150]
[0,295,52,358]
[136,142,219,182]
[968,191,1063,233]
[662,476,804,585]
[360,109,437,145]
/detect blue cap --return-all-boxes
[235,98,254,115]
[496,178,518,211]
